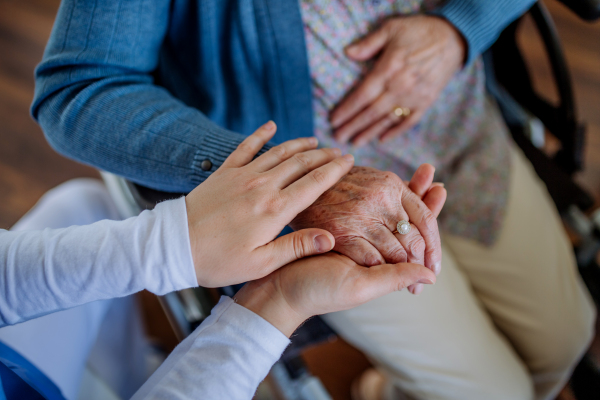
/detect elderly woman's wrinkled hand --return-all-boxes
[330,14,466,146]
[186,121,354,288]
[289,165,444,281]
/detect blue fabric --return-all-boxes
[0,341,65,400]
[32,0,533,193]
[433,0,536,64]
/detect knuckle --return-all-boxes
[388,246,408,263]
[292,153,312,171]
[363,84,381,100]
[243,176,268,191]
[406,235,426,259]
[382,171,399,181]
[420,212,438,234]
[236,141,254,154]
[263,194,286,214]
[292,233,309,259]
[271,144,288,160]
[310,168,328,185]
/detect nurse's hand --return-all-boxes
[330,15,466,146]
[186,121,354,287]
[235,252,436,337]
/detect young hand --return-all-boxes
[185,121,354,287]
[235,252,436,337]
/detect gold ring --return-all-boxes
[392,106,411,118]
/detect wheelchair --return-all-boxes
[101,1,600,398]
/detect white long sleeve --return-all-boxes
[0,197,198,327]
[0,193,290,399]
[133,296,290,400]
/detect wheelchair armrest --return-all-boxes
[558,0,600,21]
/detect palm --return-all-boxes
[270,253,434,319]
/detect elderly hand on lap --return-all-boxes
[331,14,466,145]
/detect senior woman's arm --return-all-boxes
[31,0,264,193]
[432,0,537,64]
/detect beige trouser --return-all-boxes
[324,147,596,400]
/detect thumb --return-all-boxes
[358,263,436,304]
[423,186,447,218]
[408,163,435,198]
[346,26,390,61]
[260,229,335,272]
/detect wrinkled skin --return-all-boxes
[290,166,442,278]
[331,15,467,145]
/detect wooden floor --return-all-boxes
[0,1,598,399]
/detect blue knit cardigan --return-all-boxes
[32,0,535,193]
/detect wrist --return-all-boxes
[234,279,306,338]
[429,15,467,68]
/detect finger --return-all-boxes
[222,121,277,168]
[345,24,390,61]
[250,137,319,172]
[408,283,424,295]
[330,70,389,131]
[351,114,399,147]
[259,229,335,275]
[356,262,435,304]
[283,154,355,214]
[334,92,397,144]
[408,164,435,198]
[394,223,425,266]
[422,186,447,218]
[268,148,342,189]
[401,191,442,276]
[335,236,386,267]
[364,226,407,264]
[332,43,413,131]
[379,108,424,143]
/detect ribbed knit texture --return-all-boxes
[432,0,535,64]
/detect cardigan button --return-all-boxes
[200,159,213,171]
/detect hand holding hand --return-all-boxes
[235,252,436,337]
[185,122,354,287]
[331,15,466,146]
[290,165,443,276]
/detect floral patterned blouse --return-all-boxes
[300,0,512,245]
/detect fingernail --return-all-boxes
[417,277,435,285]
[433,261,442,276]
[413,283,424,295]
[309,137,318,146]
[264,121,275,131]
[331,148,342,156]
[342,154,355,163]
[314,235,333,253]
